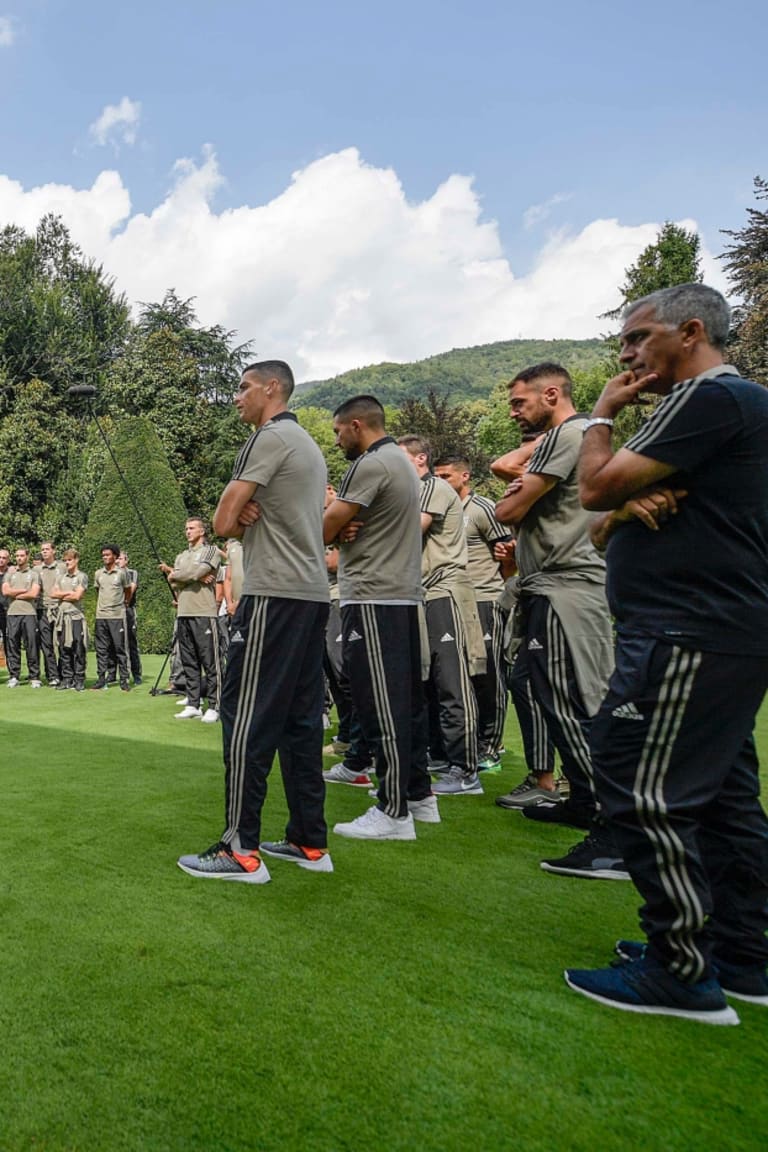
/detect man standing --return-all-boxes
[2,548,41,687]
[36,541,64,686]
[398,435,485,797]
[51,549,89,690]
[564,283,768,1023]
[324,396,436,841]
[159,520,221,723]
[91,545,131,691]
[494,363,616,865]
[178,360,330,883]
[434,454,511,771]
[118,551,142,685]
[0,546,11,666]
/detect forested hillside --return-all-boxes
[295,338,608,409]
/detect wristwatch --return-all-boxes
[583,417,614,430]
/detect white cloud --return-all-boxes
[523,192,572,230]
[88,97,142,149]
[0,16,14,46]
[0,147,728,380]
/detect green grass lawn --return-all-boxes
[0,657,766,1151]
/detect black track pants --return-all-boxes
[592,635,768,980]
[221,596,329,851]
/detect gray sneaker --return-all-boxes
[431,766,483,796]
[495,773,561,809]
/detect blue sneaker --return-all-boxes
[614,942,768,1005]
[713,959,768,1006]
[564,956,739,1025]
[614,940,646,963]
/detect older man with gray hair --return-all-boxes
[564,282,768,1023]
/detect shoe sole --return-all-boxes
[333,825,416,841]
[719,986,768,1006]
[540,862,630,880]
[176,860,271,883]
[259,847,334,873]
[323,778,373,788]
[564,972,740,1024]
[431,788,483,796]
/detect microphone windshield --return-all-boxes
[67,385,98,398]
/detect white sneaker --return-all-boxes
[200,708,219,723]
[7,677,19,687]
[408,795,441,823]
[333,805,416,841]
[30,679,42,688]
[175,705,203,719]
[323,763,374,788]
[175,697,189,706]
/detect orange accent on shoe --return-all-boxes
[300,847,327,861]
[231,850,263,873]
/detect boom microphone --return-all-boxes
[67,385,98,398]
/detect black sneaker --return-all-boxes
[540,832,630,880]
[120,683,131,692]
[55,682,74,691]
[522,800,591,829]
[259,839,333,873]
[564,956,739,1024]
[89,681,108,691]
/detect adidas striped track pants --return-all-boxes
[591,633,768,980]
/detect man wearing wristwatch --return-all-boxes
[563,282,768,1022]
[494,362,618,875]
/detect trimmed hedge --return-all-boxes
[81,416,189,653]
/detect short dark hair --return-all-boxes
[185,516,208,541]
[101,544,120,558]
[510,362,573,397]
[434,454,471,473]
[242,360,295,400]
[333,395,385,427]
[623,283,731,350]
[397,434,432,467]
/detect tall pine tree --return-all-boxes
[719,176,768,382]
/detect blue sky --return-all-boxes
[0,0,764,378]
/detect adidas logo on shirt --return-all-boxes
[528,638,543,650]
[483,632,492,641]
[348,629,363,641]
[335,633,342,643]
[440,632,455,642]
[230,630,244,644]
[611,702,645,721]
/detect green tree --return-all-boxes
[0,378,79,544]
[101,294,252,518]
[719,176,768,381]
[390,388,489,476]
[0,215,130,409]
[602,222,703,322]
[81,416,188,652]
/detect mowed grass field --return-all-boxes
[0,656,766,1152]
